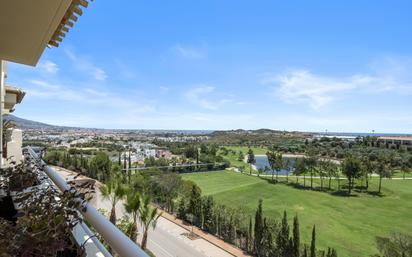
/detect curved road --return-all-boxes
[54,166,233,257]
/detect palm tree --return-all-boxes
[124,191,141,242]
[100,179,126,225]
[139,195,161,250]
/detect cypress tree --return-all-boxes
[247,216,253,253]
[277,210,290,256]
[310,225,316,257]
[202,196,214,232]
[254,199,263,256]
[177,198,186,220]
[293,215,300,257]
[188,185,202,226]
[262,218,273,257]
[288,237,294,257]
[303,244,308,257]
[118,151,121,166]
[123,154,127,170]
[327,248,331,257]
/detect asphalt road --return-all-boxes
[54,166,233,257]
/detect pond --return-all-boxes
[254,155,298,175]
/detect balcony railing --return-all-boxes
[25,146,149,257]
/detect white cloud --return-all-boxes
[25,79,155,112]
[263,59,412,109]
[174,44,206,59]
[37,60,59,74]
[159,86,169,93]
[263,70,356,109]
[65,49,107,81]
[184,86,233,110]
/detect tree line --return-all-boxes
[243,147,412,196]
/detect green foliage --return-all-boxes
[375,233,412,257]
[99,179,126,225]
[247,148,256,175]
[188,184,202,226]
[293,215,300,257]
[254,199,264,255]
[139,195,161,250]
[310,225,316,257]
[182,170,412,256]
[0,161,86,256]
[342,154,362,195]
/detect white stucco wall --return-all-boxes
[5,128,23,166]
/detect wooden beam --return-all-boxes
[74,6,83,16]
[65,20,74,27]
[55,36,63,42]
[76,0,89,8]
[69,14,78,22]
[48,41,59,47]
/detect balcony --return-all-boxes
[0,146,149,256]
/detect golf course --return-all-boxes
[182,170,412,257]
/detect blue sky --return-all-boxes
[7,0,412,132]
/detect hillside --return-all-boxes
[4,114,63,130]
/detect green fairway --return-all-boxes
[223,146,269,155]
[182,171,412,257]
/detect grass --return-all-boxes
[223,146,269,155]
[182,170,412,257]
[219,146,268,174]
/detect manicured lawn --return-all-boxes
[182,170,412,257]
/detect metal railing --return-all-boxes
[26,147,149,257]
[124,161,228,171]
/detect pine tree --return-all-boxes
[310,225,316,257]
[293,215,300,257]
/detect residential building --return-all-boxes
[377,136,412,151]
